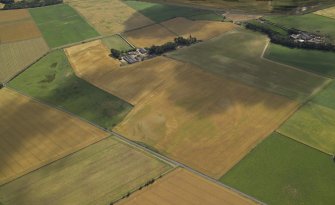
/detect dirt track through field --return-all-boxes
[0,88,109,185]
[117,168,258,205]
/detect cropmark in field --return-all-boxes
[0,137,172,205]
[168,29,329,101]
[8,50,132,129]
[114,57,299,178]
[221,132,335,205]
[123,24,177,48]
[65,0,154,35]
[65,41,184,105]
[29,4,99,48]
[0,88,108,185]
[161,17,237,41]
[118,168,258,205]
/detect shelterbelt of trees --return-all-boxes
[1,0,62,10]
[245,22,335,52]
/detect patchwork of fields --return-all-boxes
[0,88,108,185]
[0,137,172,205]
[221,133,335,205]
[29,4,99,48]
[114,57,299,178]
[168,29,329,101]
[65,0,154,35]
[0,9,49,83]
[1,1,335,205]
[8,50,132,129]
[118,168,257,205]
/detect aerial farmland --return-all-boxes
[0,0,335,204]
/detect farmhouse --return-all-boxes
[290,31,324,43]
[121,48,148,64]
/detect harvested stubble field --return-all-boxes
[29,4,99,48]
[124,0,219,22]
[0,88,108,185]
[160,17,237,41]
[65,0,154,35]
[118,168,257,205]
[221,132,335,205]
[0,10,42,43]
[168,29,329,101]
[114,57,299,178]
[123,24,177,47]
[66,41,183,105]
[278,102,335,154]
[8,50,132,129]
[0,137,172,205]
[0,37,49,83]
[264,43,335,78]
[314,6,335,19]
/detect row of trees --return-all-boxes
[2,0,62,10]
[245,22,335,52]
[148,35,198,55]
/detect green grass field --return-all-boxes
[168,29,328,101]
[265,14,335,42]
[8,50,132,129]
[0,137,172,205]
[221,132,335,205]
[29,4,99,48]
[123,0,217,22]
[312,81,335,110]
[278,102,335,154]
[265,43,335,78]
[102,35,134,51]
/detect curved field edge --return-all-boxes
[7,50,132,129]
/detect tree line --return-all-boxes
[245,22,335,52]
[148,36,198,55]
[1,0,63,10]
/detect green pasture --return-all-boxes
[8,50,132,129]
[102,35,134,51]
[29,4,99,48]
[221,132,335,205]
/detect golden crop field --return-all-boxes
[114,58,299,178]
[118,168,258,205]
[65,0,154,35]
[124,24,177,47]
[0,137,172,205]
[160,17,238,40]
[0,88,109,185]
[0,9,30,23]
[314,6,335,19]
[66,41,184,105]
[0,37,49,83]
[0,9,42,43]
